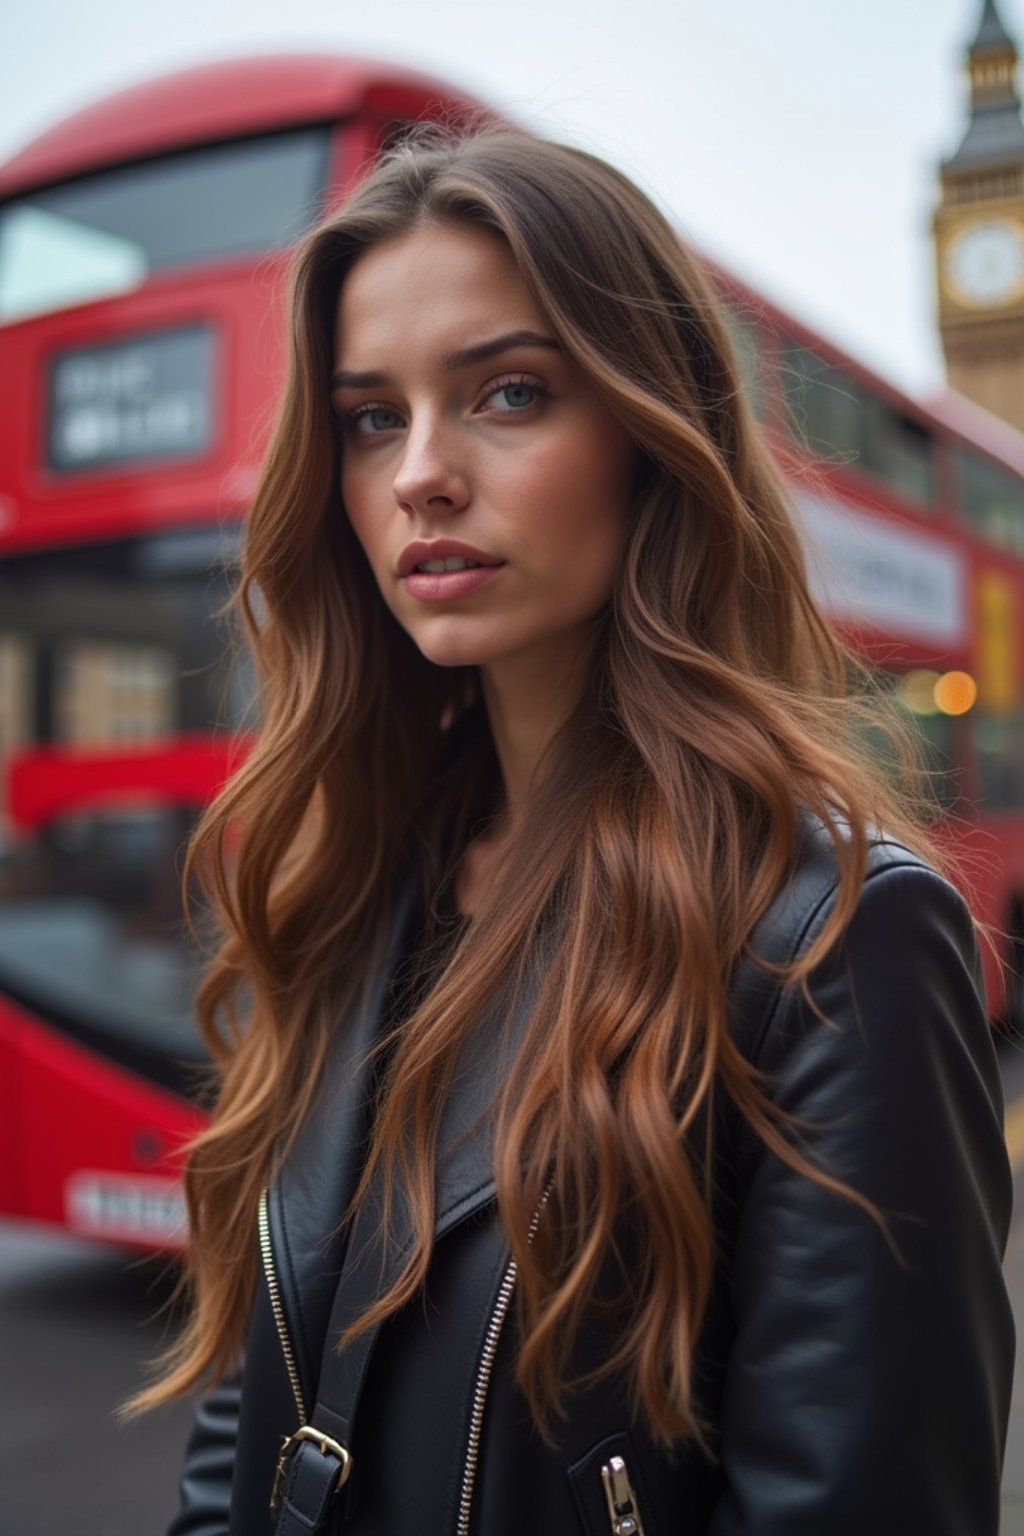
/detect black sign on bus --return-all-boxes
[46,324,215,473]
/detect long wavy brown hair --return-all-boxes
[139,125,958,1441]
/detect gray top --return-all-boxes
[943,0,1024,172]
[972,0,1015,55]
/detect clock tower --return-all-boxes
[935,0,1024,431]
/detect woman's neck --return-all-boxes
[480,633,592,832]
[455,634,592,918]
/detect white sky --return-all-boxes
[0,0,1013,405]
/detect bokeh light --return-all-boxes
[900,669,941,715]
[933,670,977,716]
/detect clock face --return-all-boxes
[945,218,1024,308]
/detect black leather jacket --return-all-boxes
[168,825,1015,1535]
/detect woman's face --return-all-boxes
[333,221,635,676]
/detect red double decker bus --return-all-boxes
[1,54,1021,1248]
[716,270,1024,1024]
[0,54,487,1247]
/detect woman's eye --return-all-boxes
[484,379,548,413]
[347,404,403,437]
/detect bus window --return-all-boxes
[956,448,1024,556]
[910,705,962,807]
[0,804,206,1076]
[861,401,935,508]
[55,639,176,745]
[0,635,32,810]
[973,710,1024,810]
[781,338,865,464]
[783,339,935,506]
[0,525,245,1091]
[0,125,331,323]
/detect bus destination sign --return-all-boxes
[47,324,215,473]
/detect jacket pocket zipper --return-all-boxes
[258,1185,307,1425]
[600,1454,647,1536]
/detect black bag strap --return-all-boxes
[272,1179,408,1536]
[270,883,447,1534]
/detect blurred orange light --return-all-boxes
[933,670,977,716]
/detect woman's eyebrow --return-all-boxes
[331,330,561,390]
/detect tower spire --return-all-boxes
[971,0,1015,54]
[944,0,1024,172]
[933,0,1024,433]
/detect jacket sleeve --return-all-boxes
[165,1377,241,1536]
[709,859,1015,1536]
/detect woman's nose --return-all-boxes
[392,420,470,516]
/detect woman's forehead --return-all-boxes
[334,223,549,371]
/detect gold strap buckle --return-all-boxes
[270,1424,354,1518]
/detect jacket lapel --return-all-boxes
[267,883,418,1395]
[431,952,543,1239]
[269,883,544,1396]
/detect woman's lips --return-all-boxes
[402,563,505,600]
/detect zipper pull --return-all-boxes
[600,1455,647,1536]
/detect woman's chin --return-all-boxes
[416,641,495,670]
[409,623,514,672]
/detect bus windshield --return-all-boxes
[0,124,331,322]
[0,526,248,1092]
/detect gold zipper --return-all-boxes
[600,1455,647,1536]
[258,1185,307,1425]
[455,1191,550,1535]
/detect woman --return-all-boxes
[151,127,1014,1535]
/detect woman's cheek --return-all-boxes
[342,471,381,565]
